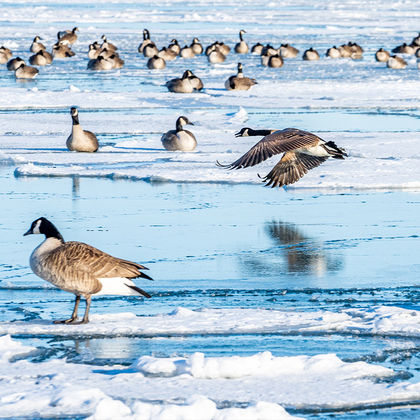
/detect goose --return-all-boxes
[375,48,390,62]
[234,29,249,54]
[207,45,226,63]
[191,38,203,55]
[267,54,283,68]
[387,55,407,69]
[7,57,25,71]
[412,32,420,47]
[100,35,117,52]
[251,43,264,55]
[348,42,363,60]
[166,70,203,93]
[108,53,124,69]
[143,42,159,58]
[14,63,39,79]
[24,217,152,324]
[392,43,415,55]
[180,45,195,58]
[0,46,12,64]
[30,36,46,53]
[416,48,420,58]
[225,62,257,90]
[303,47,320,61]
[52,43,75,58]
[29,49,53,66]
[87,55,114,70]
[66,107,99,152]
[58,27,78,45]
[216,127,347,188]
[157,47,178,61]
[147,55,166,69]
[168,39,181,55]
[138,29,153,53]
[338,44,352,58]
[326,46,341,58]
[88,42,101,59]
[161,116,197,151]
[279,44,299,58]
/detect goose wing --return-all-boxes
[217,128,322,169]
[261,151,328,188]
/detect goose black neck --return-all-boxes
[72,114,79,125]
[43,219,64,241]
[249,129,272,136]
[176,120,184,131]
[239,32,243,41]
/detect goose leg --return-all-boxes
[53,295,81,324]
[69,295,91,325]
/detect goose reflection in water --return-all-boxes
[242,221,343,278]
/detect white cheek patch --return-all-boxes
[33,219,42,234]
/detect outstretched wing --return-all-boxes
[260,152,328,188]
[216,128,323,170]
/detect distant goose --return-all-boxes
[180,45,195,58]
[143,42,159,58]
[206,41,230,56]
[87,55,114,70]
[88,42,101,59]
[338,44,352,58]
[387,55,407,69]
[108,53,124,69]
[234,29,249,54]
[217,127,347,188]
[251,42,264,55]
[167,39,180,55]
[207,45,226,63]
[303,48,320,61]
[15,63,39,79]
[0,46,12,63]
[412,32,420,46]
[264,54,283,68]
[375,48,390,62]
[29,49,53,66]
[326,46,341,58]
[392,43,415,55]
[66,107,99,152]
[158,47,178,61]
[279,44,299,58]
[52,43,75,58]
[225,62,257,90]
[138,29,154,53]
[147,54,166,69]
[30,36,46,53]
[24,217,152,324]
[191,38,203,55]
[100,35,117,52]
[261,44,279,56]
[7,56,25,71]
[161,116,197,151]
[165,70,203,93]
[58,27,79,45]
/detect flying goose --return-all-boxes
[191,38,203,55]
[14,63,39,79]
[165,70,203,93]
[58,27,79,45]
[7,57,25,71]
[225,62,257,90]
[147,55,166,69]
[375,48,390,62]
[326,46,341,58]
[161,116,197,151]
[29,49,53,66]
[66,107,99,152]
[217,127,347,188]
[234,29,249,54]
[24,217,152,324]
[303,47,320,60]
[387,55,407,69]
[30,36,46,53]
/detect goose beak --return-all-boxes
[23,228,32,236]
[234,131,241,137]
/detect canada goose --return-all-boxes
[338,44,352,58]
[52,43,75,58]
[100,35,117,52]
[0,51,9,64]
[7,57,25,71]
[303,48,320,61]
[161,116,197,152]
[157,47,178,61]
[15,63,39,79]
[168,39,181,55]
[326,46,341,58]
[88,43,101,59]
[412,32,420,46]
[387,55,407,69]
[66,107,99,152]
[416,48,420,58]
[87,55,113,70]
[30,36,46,53]
[216,127,347,188]
[0,46,12,63]
[279,44,299,58]
[108,53,124,69]
[191,38,203,55]
[261,44,278,57]
[234,29,249,54]
[29,49,53,66]
[251,43,264,55]
[375,48,390,62]
[143,43,159,58]
[165,70,203,93]
[58,27,78,45]
[180,45,195,58]
[147,55,166,69]
[138,29,153,53]
[225,63,257,90]
[96,47,114,59]
[392,43,415,55]
[207,45,226,63]
[267,54,284,68]
[24,217,152,324]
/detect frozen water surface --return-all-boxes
[0,0,419,418]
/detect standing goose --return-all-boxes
[190,38,203,55]
[138,29,153,53]
[234,30,249,54]
[24,217,152,324]
[7,57,25,71]
[216,127,347,188]
[303,48,320,60]
[161,116,197,152]
[66,107,99,152]
[30,36,46,53]
[58,27,79,45]
[225,62,257,90]
[375,48,390,62]
[14,63,39,79]
[29,49,53,66]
